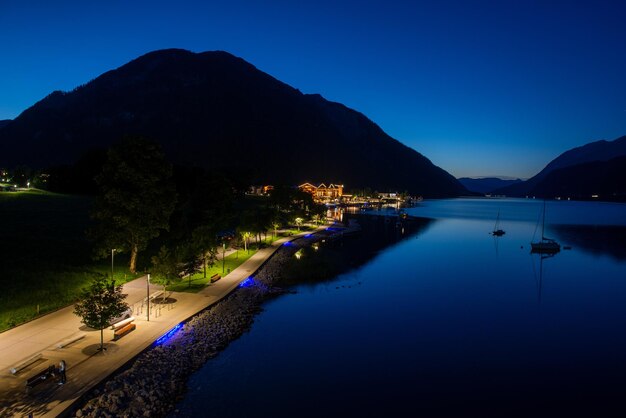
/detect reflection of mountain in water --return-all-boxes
[280,214,435,286]
[552,225,626,261]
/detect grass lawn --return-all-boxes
[0,189,138,332]
[0,189,320,331]
[168,229,302,293]
[281,224,317,236]
[168,248,258,293]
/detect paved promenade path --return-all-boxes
[0,229,318,417]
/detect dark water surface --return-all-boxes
[171,199,626,417]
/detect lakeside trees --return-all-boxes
[89,136,325,285]
[74,276,129,351]
[166,168,233,281]
[1,141,327,331]
[190,226,218,279]
[90,136,177,273]
[150,246,184,299]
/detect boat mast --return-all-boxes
[541,200,546,241]
[494,210,500,231]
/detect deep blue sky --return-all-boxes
[1,0,625,178]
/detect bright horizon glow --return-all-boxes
[1,0,625,178]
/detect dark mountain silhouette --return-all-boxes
[457,177,522,194]
[0,49,463,197]
[531,156,626,200]
[498,135,626,197]
[0,120,11,130]
[539,136,626,174]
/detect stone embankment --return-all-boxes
[72,225,354,418]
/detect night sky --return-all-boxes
[1,0,625,178]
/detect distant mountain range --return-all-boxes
[0,120,11,129]
[0,49,464,197]
[531,156,626,198]
[457,177,523,194]
[497,135,626,200]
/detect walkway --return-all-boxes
[0,228,319,417]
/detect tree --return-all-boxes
[217,230,235,274]
[168,169,232,280]
[295,217,303,231]
[190,225,218,279]
[10,165,32,188]
[269,186,315,213]
[177,241,202,288]
[272,220,281,238]
[90,136,177,273]
[240,231,252,253]
[74,276,129,351]
[311,203,327,225]
[254,206,274,243]
[150,246,183,299]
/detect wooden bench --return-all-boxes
[10,353,42,375]
[210,273,221,283]
[55,332,86,349]
[111,316,135,331]
[26,365,56,391]
[113,323,136,340]
[150,291,164,300]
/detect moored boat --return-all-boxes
[531,201,560,254]
[491,210,505,236]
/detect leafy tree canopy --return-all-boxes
[73,275,129,350]
[90,136,177,273]
[150,246,184,293]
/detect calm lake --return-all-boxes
[171,198,626,417]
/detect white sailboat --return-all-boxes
[491,210,505,236]
[531,201,560,254]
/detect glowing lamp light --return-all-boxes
[239,277,255,288]
[155,323,183,346]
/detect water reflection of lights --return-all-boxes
[295,249,303,259]
[327,207,344,222]
[313,243,319,251]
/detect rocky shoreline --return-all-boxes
[71,228,340,418]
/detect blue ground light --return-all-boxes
[238,277,256,288]
[282,241,293,246]
[155,322,183,346]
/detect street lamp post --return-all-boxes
[147,274,150,322]
[111,249,116,279]
[222,241,226,274]
[218,231,233,275]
